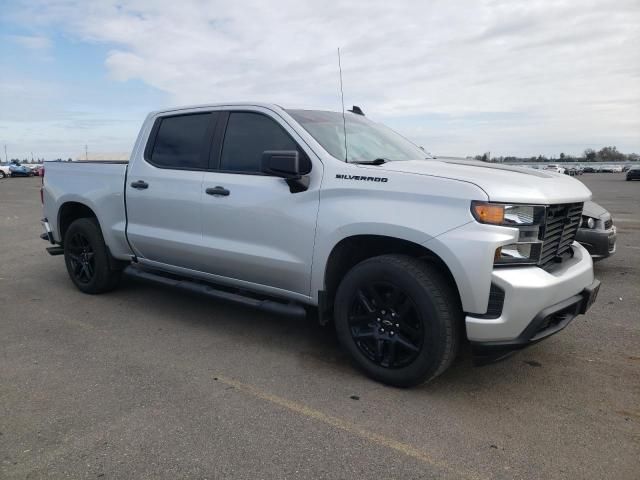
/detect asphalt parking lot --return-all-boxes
[1,174,638,479]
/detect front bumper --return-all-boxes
[466,242,596,349]
[576,226,616,259]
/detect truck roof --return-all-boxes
[151,102,286,116]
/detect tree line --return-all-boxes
[474,146,639,163]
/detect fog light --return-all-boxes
[495,242,541,265]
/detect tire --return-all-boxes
[334,254,461,387]
[0,171,5,179]
[63,218,122,294]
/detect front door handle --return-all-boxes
[130,180,149,190]
[206,186,230,196]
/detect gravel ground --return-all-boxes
[0,174,638,479]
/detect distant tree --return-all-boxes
[597,146,625,162]
[559,153,565,160]
[67,158,72,162]
[481,153,488,162]
[584,149,597,162]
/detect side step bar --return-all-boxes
[124,266,307,318]
[46,246,64,256]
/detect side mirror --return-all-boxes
[261,150,309,193]
[261,151,300,179]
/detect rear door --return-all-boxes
[199,109,322,297]
[126,111,218,270]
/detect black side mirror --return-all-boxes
[261,150,309,193]
[261,151,300,178]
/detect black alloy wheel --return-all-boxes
[66,232,96,284]
[348,281,424,369]
[63,217,122,294]
[334,254,461,387]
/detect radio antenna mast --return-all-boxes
[338,48,348,162]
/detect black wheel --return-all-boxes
[63,218,122,294]
[0,171,5,179]
[334,254,461,387]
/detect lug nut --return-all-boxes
[390,331,394,335]
[380,328,385,332]
[391,312,396,317]
[395,323,399,327]
[381,310,386,314]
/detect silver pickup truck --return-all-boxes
[41,103,600,386]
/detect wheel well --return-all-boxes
[321,235,461,320]
[58,202,97,243]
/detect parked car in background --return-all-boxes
[626,166,640,181]
[544,164,566,174]
[583,166,596,173]
[33,165,45,176]
[575,201,616,260]
[565,166,581,176]
[8,161,33,177]
[0,164,10,178]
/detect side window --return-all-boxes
[149,113,214,170]
[220,112,311,174]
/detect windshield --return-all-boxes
[287,109,429,163]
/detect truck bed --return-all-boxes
[42,161,132,259]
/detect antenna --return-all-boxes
[338,48,348,162]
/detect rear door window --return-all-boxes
[149,113,216,170]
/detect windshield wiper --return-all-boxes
[351,158,389,165]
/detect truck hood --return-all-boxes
[374,159,592,204]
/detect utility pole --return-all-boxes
[3,144,7,163]
[31,151,34,163]
[85,144,88,161]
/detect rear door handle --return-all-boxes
[206,186,230,196]
[130,180,149,190]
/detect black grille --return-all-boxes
[604,219,612,230]
[539,203,583,270]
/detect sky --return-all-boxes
[1,0,639,160]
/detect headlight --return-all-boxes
[581,216,596,229]
[471,201,546,266]
[471,202,545,226]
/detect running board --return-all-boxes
[124,266,307,318]
[46,246,64,256]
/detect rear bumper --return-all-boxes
[576,227,616,259]
[466,242,596,346]
[40,218,55,244]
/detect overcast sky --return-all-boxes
[1,0,639,160]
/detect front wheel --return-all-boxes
[0,171,5,178]
[63,218,122,294]
[334,254,461,387]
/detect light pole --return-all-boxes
[3,144,6,163]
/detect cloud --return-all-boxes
[3,0,640,157]
[9,34,52,50]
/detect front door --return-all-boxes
[200,110,321,296]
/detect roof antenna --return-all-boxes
[338,47,348,163]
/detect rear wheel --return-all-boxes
[334,254,461,387]
[0,171,5,178]
[63,218,122,294]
